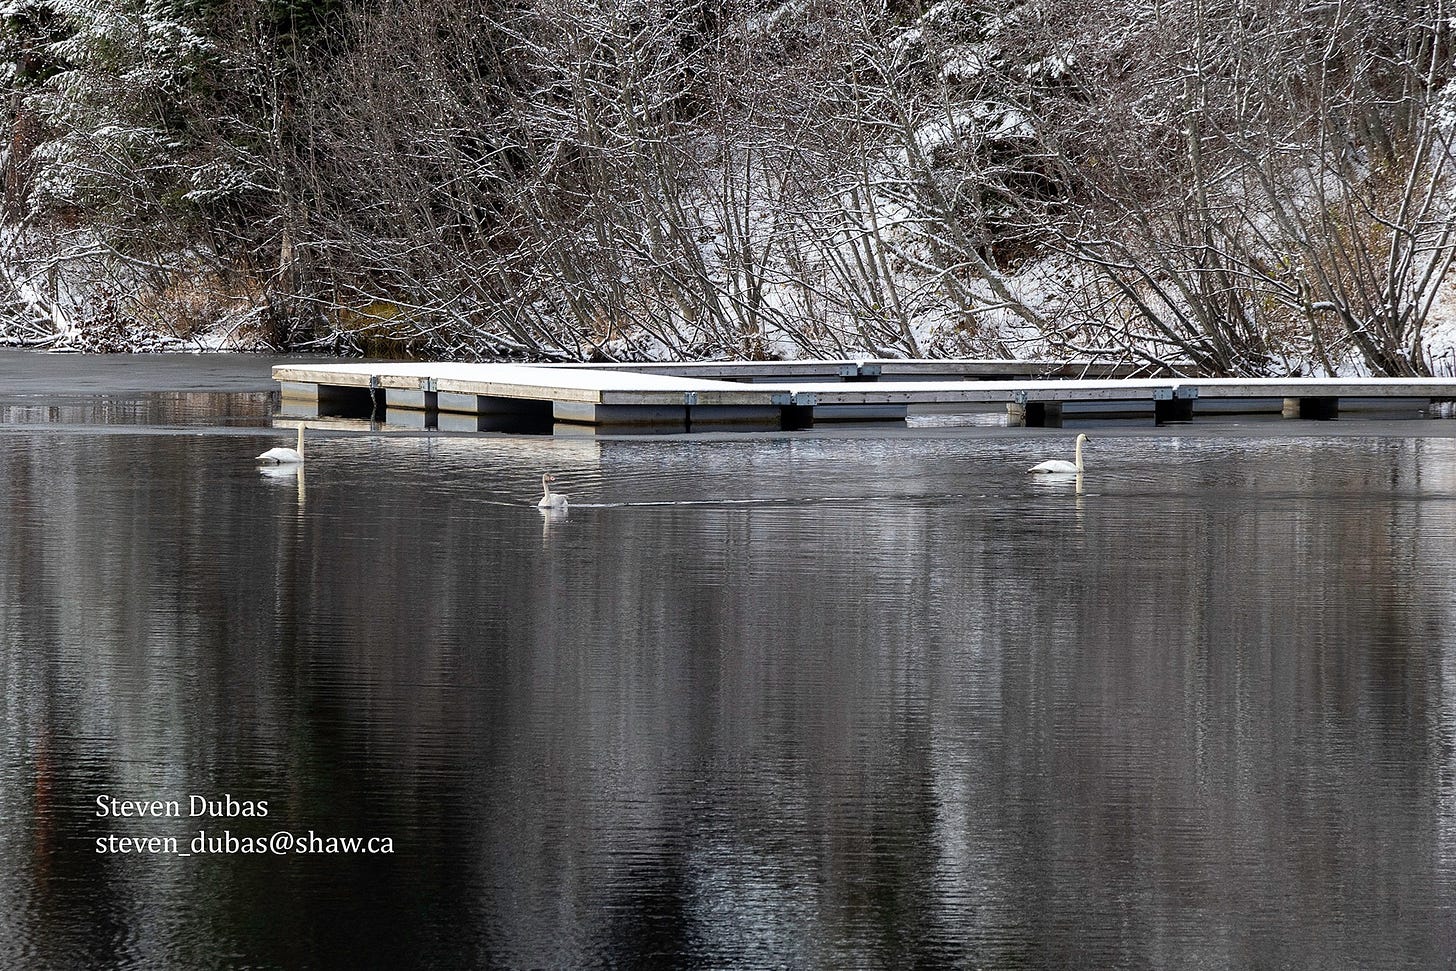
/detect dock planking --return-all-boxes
[272,360,1456,432]
[538,358,1163,382]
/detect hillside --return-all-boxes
[1,0,1454,376]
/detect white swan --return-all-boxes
[537,473,568,510]
[1028,433,1089,474]
[257,425,304,465]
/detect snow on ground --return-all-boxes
[5,139,1456,372]
[1421,278,1456,377]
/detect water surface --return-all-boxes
[2,354,1456,968]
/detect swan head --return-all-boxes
[542,472,556,486]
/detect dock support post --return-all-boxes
[1283,396,1339,420]
[1007,400,1063,428]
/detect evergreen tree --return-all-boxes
[27,0,216,252]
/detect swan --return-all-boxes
[537,473,568,510]
[1028,433,1089,474]
[257,425,304,465]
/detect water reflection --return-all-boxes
[0,392,275,428]
[1,421,1456,967]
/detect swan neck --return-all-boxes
[296,424,305,455]
[1074,437,1083,471]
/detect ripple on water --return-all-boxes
[3,421,1456,967]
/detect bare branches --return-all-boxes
[1023,0,1456,375]
[1,0,1453,367]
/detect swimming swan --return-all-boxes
[537,473,568,510]
[1028,433,1089,474]
[257,425,304,465]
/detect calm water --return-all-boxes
[3,355,1456,968]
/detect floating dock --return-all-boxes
[271,360,1456,432]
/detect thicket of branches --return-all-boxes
[1,0,1453,374]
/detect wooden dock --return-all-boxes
[272,360,1456,432]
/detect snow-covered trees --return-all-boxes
[0,0,330,345]
[1021,0,1456,375]
[1,0,1454,371]
[30,1,213,242]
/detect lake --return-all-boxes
[2,351,1456,968]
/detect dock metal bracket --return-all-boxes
[1154,385,1196,424]
[683,391,699,406]
[794,392,819,406]
[1012,390,1030,405]
[837,364,858,378]
[858,363,883,378]
[419,377,437,393]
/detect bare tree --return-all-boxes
[1024,0,1456,375]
